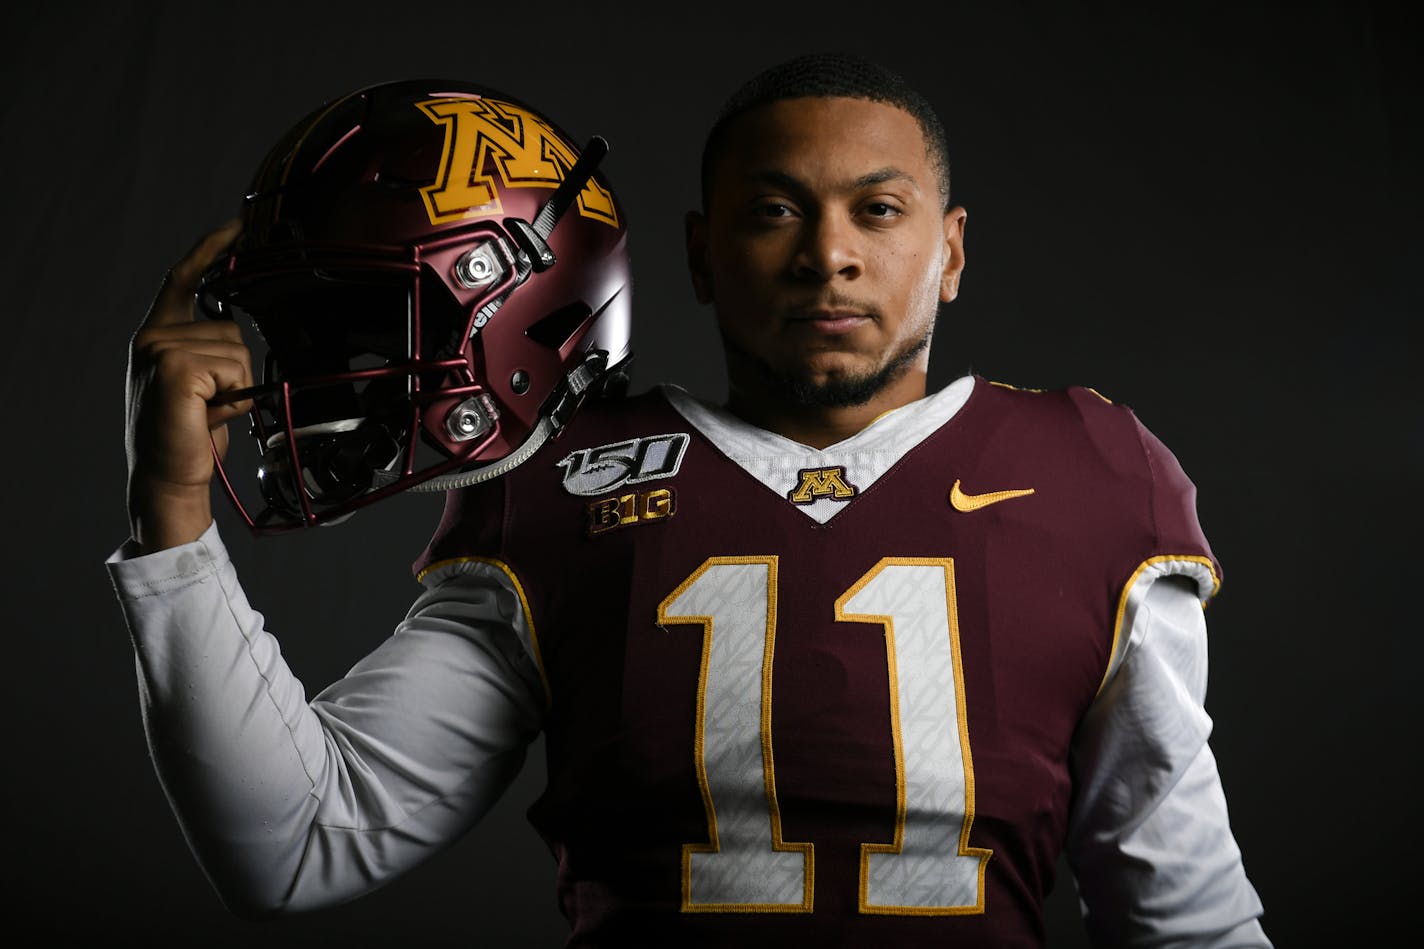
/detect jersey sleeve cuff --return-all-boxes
[104,520,229,600]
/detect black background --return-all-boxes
[2,1,1417,945]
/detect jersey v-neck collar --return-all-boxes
[659,376,977,524]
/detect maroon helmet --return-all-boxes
[198,79,631,532]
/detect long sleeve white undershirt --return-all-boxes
[108,524,544,914]
[106,523,1270,945]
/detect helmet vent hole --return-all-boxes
[525,302,593,355]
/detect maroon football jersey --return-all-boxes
[413,378,1219,947]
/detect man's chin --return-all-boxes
[774,367,885,408]
[726,335,930,409]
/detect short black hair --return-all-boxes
[699,51,952,211]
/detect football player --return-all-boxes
[110,54,1272,947]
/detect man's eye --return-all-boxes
[754,201,795,218]
[863,202,901,218]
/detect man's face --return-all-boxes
[688,96,966,407]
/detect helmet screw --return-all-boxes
[511,370,531,394]
[445,396,495,442]
[454,244,499,288]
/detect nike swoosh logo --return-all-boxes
[949,479,1036,512]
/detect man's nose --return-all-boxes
[792,210,864,282]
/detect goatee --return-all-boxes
[722,327,932,408]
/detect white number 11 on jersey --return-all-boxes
[657,556,992,915]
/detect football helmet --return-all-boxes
[198,79,632,531]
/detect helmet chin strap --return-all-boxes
[411,415,557,492]
[506,136,610,274]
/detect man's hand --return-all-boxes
[126,220,252,553]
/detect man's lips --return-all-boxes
[788,309,875,335]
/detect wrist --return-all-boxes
[128,475,214,554]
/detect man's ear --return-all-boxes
[685,210,713,304]
[940,206,968,303]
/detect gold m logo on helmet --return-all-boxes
[788,466,859,504]
[417,97,619,228]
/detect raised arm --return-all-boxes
[111,230,545,914]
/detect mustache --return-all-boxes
[784,293,880,319]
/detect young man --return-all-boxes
[110,53,1271,947]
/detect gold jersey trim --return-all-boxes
[1100,554,1221,696]
[415,555,550,707]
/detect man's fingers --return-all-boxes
[142,218,242,329]
[142,338,256,393]
[134,317,246,352]
[127,343,256,498]
[207,399,253,430]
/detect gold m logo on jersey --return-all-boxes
[416,97,619,228]
[788,466,859,504]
